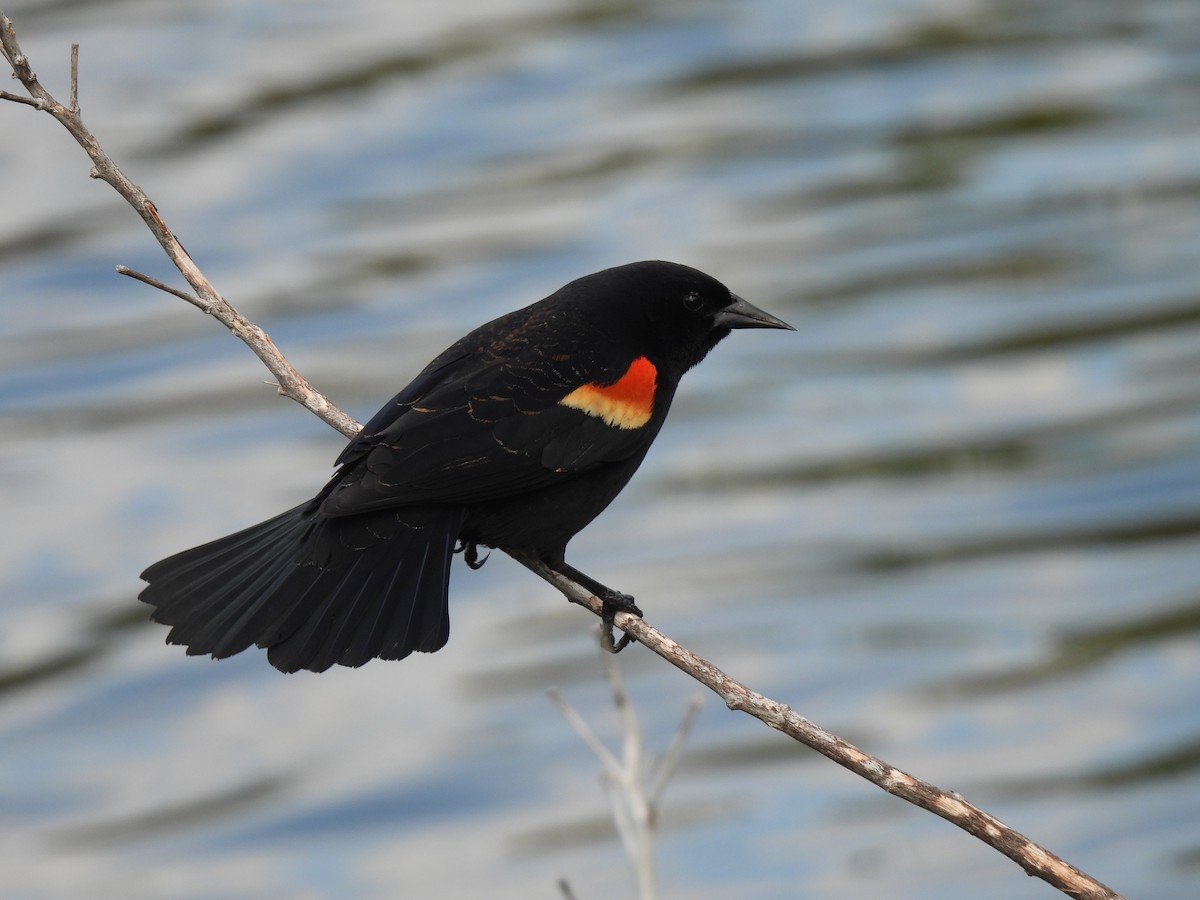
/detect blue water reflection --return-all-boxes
[2,0,1199,898]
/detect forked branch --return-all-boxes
[0,13,1122,900]
[0,14,359,437]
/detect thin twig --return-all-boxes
[0,88,41,107]
[68,42,77,113]
[553,652,670,900]
[548,690,622,775]
[520,556,1123,900]
[550,688,643,871]
[0,14,360,438]
[602,652,655,898]
[1,12,1124,900]
[116,266,203,305]
[649,694,702,805]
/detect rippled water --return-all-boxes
[2,1,1199,898]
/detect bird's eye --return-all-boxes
[682,292,704,312]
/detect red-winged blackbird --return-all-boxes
[140,261,793,673]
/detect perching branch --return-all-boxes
[527,558,1124,896]
[1,14,1123,900]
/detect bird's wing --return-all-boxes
[319,346,665,516]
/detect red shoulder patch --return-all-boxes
[559,356,657,429]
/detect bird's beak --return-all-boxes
[716,294,796,331]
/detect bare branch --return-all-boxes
[548,689,623,776]
[649,693,702,805]
[517,555,1123,900]
[68,42,78,114]
[0,13,360,438]
[554,653,666,899]
[0,88,42,107]
[116,266,204,306]
[1,12,1124,900]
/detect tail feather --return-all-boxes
[140,502,464,673]
[144,509,305,652]
[378,538,452,661]
[180,522,307,655]
[342,553,410,665]
[146,506,312,659]
[263,556,370,673]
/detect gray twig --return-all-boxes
[551,651,671,899]
[116,266,202,305]
[68,41,77,113]
[0,13,360,438]
[650,693,702,806]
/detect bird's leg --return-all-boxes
[549,559,643,653]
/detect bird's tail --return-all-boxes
[139,501,464,673]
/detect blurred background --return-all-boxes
[2,0,1199,897]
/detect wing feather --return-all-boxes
[320,347,660,517]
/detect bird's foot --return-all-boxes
[542,559,642,652]
[599,590,642,654]
[454,539,490,570]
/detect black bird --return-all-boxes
[140,261,793,673]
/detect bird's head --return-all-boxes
[565,260,794,375]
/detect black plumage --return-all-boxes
[141,260,793,672]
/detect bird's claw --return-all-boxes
[454,539,490,570]
[599,591,642,653]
